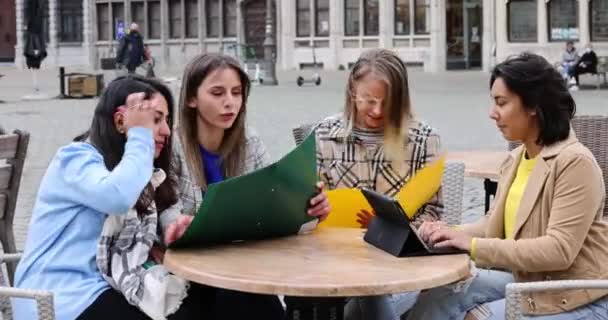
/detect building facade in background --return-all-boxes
[6,0,608,72]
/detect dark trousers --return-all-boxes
[569,65,595,85]
[77,285,285,320]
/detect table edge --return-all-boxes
[165,251,471,297]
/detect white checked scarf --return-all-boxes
[96,169,189,320]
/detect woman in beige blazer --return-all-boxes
[407,53,608,320]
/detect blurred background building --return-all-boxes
[1,0,607,72]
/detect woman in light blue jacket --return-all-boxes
[12,76,185,319]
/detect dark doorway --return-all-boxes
[0,0,17,62]
[446,0,482,70]
[243,0,275,61]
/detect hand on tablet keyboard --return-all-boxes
[425,223,473,252]
[417,221,449,243]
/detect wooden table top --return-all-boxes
[448,150,510,180]
[165,228,470,297]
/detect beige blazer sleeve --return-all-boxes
[460,215,489,238]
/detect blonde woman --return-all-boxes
[174,53,331,319]
[314,48,444,320]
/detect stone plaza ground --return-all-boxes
[1,64,607,249]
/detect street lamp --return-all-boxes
[263,0,278,85]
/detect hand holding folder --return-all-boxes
[170,134,319,248]
[321,155,446,228]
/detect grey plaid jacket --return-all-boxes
[174,128,271,215]
[314,114,444,224]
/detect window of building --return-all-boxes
[508,0,537,42]
[548,0,578,41]
[344,0,359,36]
[206,0,220,37]
[111,3,125,40]
[315,0,330,36]
[130,2,146,38]
[185,0,198,38]
[223,0,237,37]
[296,0,311,37]
[364,0,379,35]
[58,0,83,42]
[414,0,430,34]
[169,0,182,39]
[148,1,161,39]
[24,0,49,42]
[394,0,410,35]
[591,0,608,41]
[96,3,110,41]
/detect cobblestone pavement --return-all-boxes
[2,65,607,249]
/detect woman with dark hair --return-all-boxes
[406,53,608,319]
[12,76,204,320]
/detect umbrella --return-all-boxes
[23,0,47,69]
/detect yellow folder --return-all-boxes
[321,155,445,228]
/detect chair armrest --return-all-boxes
[0,253,21,264]
[0,287,55,320]
[505,280,608,320]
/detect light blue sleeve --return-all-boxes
[58,127,155,214]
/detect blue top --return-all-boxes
[200,145,224,184]
[13,127,154,320]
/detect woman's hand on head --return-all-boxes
[164,215,194,245]
[307,181,331,222]
[118,92,157,132]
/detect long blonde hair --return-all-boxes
[177,53,250,190]
[345,48,413,163]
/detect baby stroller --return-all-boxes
[297,41,321,87]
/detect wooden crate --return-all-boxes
[68,76,84,97]
[68,74,104,98]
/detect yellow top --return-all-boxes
[504,151,537,239]
[471,151,536,258]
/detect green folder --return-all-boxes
[170,134,319,248]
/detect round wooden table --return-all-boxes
[165,228,470,319]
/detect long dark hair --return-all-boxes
[490,52,576,146]
[178,53,251,190]
[75,75,178,214]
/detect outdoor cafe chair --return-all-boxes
[0,130,29,283]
